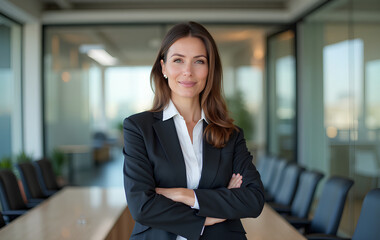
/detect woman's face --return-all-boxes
[161,37,208,103]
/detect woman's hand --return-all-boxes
[204,217,227,226]
[155,173,243,205]
[227,173,243,189]
[155,173,243,226]
[155,187,195,207]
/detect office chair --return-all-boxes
[272,170,324,219]
[265,158,287,202]
[0,169,34,222]
[285,176,354,236]
[269,164,303,207]
[34,158,62,195]
[307,188,380,240]
[17,162,51,203]
[260,156,277,189]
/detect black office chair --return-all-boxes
[285,176,354,236]
[34,158,62,194]
[265,158,287,202]
[272,170,324,219]
[0,169,34,222]
[269,164,303,207]
[17,162,51,203]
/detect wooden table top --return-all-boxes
[0,187,127,240]
[242,203,306,240]
[0,188,305,240]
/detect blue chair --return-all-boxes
[265,158,287,202]
[269,164,303,207]
[260,156,277,189]
[272,170,324,219]
[307,188,380,240]
[286,176,354,236]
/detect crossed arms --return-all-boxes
[123,117,265,240]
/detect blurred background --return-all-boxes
[1,0,380,236]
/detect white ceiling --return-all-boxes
[38,0,323,24]
[42,0,289,10]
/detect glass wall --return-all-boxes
[43,25,162,175]
[0,14,22,161]
[267,30,296,161]
[206,25,266,155]
[298,0,380,235]
[44,24,267,181]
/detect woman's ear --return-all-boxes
[160,59,166,76]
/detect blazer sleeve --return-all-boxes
[194,129,265,219]
[123,117,205,240]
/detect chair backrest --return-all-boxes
[0,169,27,210]
[310,176,354,235]
[261,157,277,189]
[256,155,269,173]
[17,162,46,200]
[290,170,324,218]
[352,188,380,240]
[35,158,60,191]
[268,159,287,196]
[274,164,303,206]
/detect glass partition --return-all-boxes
[0,14,22,160]
[267,30,296,161]
[298,0,380,235]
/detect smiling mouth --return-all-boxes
[179,81,196,87]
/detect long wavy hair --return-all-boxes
[150,21,237,148]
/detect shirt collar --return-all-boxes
[163,100,208,123]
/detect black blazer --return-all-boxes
[123,111,264,240]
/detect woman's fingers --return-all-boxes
[227,173,242,189]
[204,217,226,226]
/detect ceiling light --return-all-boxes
[87,49,118,66]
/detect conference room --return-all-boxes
[1,0,380,239]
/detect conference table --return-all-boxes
[0,187,133,240]
[0,187,306,240]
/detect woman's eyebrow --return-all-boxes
[170,53,185,58]
[169,53,207,58]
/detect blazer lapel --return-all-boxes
[152,111,187,188]
[198,121,221,189]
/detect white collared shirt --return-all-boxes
[163,100,206,240]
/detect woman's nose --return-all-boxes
[183,62,192,76]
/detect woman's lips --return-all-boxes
[179,81,196,87]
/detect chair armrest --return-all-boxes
[284,215,311,229]
[269,202,291,214]
[265,191,275,202]
[26,201,41,208]
[2,210,28,217]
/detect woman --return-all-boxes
[123,21,264,240]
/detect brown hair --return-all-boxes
[150,21,237,148]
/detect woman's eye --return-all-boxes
[173,59,182,63]
[196,60,205,64]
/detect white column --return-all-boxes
[23,23,43,159]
